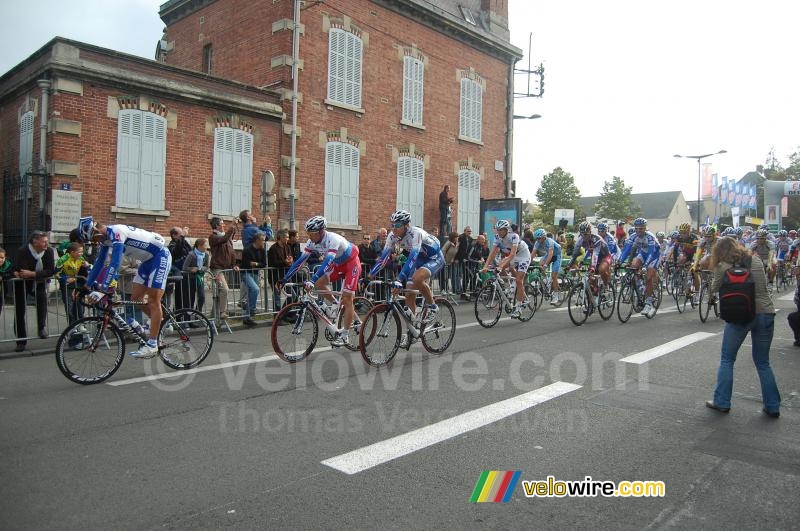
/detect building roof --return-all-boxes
[579,191,684,219]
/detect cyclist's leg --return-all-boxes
[413,251,444,306]
[338,258,361,329]
[551,256,562,294]
[598,255,611,285]
[133,250,171,338]
[645,257,658,296]
[314,269,335,305]
[513,259,529,303]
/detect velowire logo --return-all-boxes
[469,470,521,503]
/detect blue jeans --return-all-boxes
[713,313,781,412]
[242,272,260,317]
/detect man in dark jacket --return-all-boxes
[12,231,56,351]
[168,227,192,310]
[268,229,293,312]
[456,226,473,296]
[241,231,267,326]
[209,217,239,320]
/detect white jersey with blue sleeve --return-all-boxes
[86,225,168,290]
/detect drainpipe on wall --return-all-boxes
[37,78,51,172]
[504,59,515,198]
[288,0,301,230]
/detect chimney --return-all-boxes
[481,0,509,40]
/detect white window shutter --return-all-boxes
[397,156,424,226]
[328,30,345,104]
[212,127,252,216]
[116,110,142,208]
[140,113,166,210]
[19,111,34,176]
[325,141,360,225]
[328,29,362,108]
[457,169,480,232]
[402,57,424,125]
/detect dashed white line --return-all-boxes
[321,381,582,474]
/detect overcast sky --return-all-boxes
[1,0,798,205]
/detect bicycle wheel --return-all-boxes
[516,284,538,322]
[673,272,687,313]
[617,281,635,323]
[159,309,214,370]
[568,282,590,326]
[55,316,125,385]
[698,284,712,323]
[271,302,318,362]
[663,266,673,296]
[360,303,401,367]
[338,296,375,352]
[422,298,457,353]
[598,281,616,321]
[474,282,502,328]
[651,274,663,311]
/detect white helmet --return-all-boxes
[495,220,510,231]
[304,216,327,232]
[390,210,412,226]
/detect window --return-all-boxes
[202,44,212,74]
[402,56,424,126]
[459,77,482,142]
[116,109,166,210]
[17,110,34,199]
[212,127,254,216]
[460,5,477,25]
[396,157,424,226]
[457,169,480,232]
[324,141,359,226]
[327,29,363,109]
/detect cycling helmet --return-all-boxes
[533,228,546,239]
[759,223,768,231]
[670,230,679,239]
[756,229,768,238]
[304,215,327,232]
[566,233,575,240]
[596,222,608,231]
[656,231,665,238]
[703,225,716,236]
[578,221,592,234]
[390,210,411,226]
[633,217,647,227]
[789,230,797,237]
[722,227,736,236]
[495,219,511,231]
[734,227,743,236]
[679,222,691,232]
[778,230,788,237]
[77,216,96,243]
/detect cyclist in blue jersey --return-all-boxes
[569,221,612,290]
[618,217,660,318]
[482,220,532,318]
[78,217,171,359]
[369,211,444,342]
[596,222,620,260]
[532,228,562,305]
[281,216,361,348]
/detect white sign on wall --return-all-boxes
[553,208,575,226]
[51,190,82,232]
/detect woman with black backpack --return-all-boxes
[706,236,781,418]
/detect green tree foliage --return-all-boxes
[595,176,640,221]
[535,167,583,227]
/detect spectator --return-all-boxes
[119,253,144,325]
[370,228,388,257]
[209,216,239,320]
[259,215,275,241]
[556,230,566,245]
[240,209,265,248]
[241,231,267,327]
[441,232,460,294]
[456,227,473,296]
[183,238,210,315]
[439,184,454,236]
[267,229,293,312]
[615,221,627,247]
[464,233,487,295]
[706,237,780,418]
[511,224,519,235]
[0,247,12,320]
[168,227,192,310]
[55,242,90,325]
[359,234,377,264]
[12,231,56,352]
[287,229,301,261]
[522,229,536,253]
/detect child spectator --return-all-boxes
[55,242,90,325]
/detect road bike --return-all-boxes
[55,288,214,384]
[697,269,719,323]
[271,284,375,362]
[474,269,536,328]
[566,267,615,326]
[775,260,791,293]
[525,261,569,309]
[616,265,662,322]
[671,263,693,313]
[359,280,456,367]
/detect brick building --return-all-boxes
[0,38,283,247]
[159,0,522,237]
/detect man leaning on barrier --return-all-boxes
[11,231,56,352]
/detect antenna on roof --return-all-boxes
[514,32,544,98]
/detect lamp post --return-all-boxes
[674,150,727,231]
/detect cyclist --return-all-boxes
[655,231,667,255]
[369,210,444,343]
[568,221,612,291]
[564,232,576,257]
[78,217,171,359]
[618,217,660,318]
[481,220,531,318]
[690,225,718,304]
[531,228,562,305]
[750,228,776,285]
[596,222,620,260]
[281,216,361,348]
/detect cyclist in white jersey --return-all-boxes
[282,216,361,347]
[78,216,171,359]
[481,219,531,318]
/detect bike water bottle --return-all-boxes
[127,318,145,336]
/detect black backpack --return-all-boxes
[718,255,757,324]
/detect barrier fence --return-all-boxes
[0,257,487,345]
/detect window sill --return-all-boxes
[400,120,426,130]
[327,223,363,232]
[458,135,484,146]
[111,206,170,217]
[324,99,366,115]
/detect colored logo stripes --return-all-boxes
[470,470,522,503]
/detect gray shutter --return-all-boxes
[346,32,363,108]
[324,142,342,223]
[17,111,34,200]
[212,128,234,215]
[473,80,482,142]
[402,57,424,125]
[342,143,360,225]
[231,129,253,215]
[328,30,346,104]
[116,110,142,208]
[140,112,166,210]
[459,79,468,138]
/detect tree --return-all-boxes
[535,167,583,228]
[595,176,640,221]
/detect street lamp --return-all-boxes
[674,150,727,231]
[513,114,542,120]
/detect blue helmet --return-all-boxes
[670,230,679,239]
[77,216,96,243]
[596,222,608,231]
[722,227,736,236]
[633,217,647,227]
[533,228,546,239]
[734,227,743,236]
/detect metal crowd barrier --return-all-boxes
[0,276,70,344]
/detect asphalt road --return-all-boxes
[1,290,799,530]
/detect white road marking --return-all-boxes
[778,292,795,301]
[320,381,582,474]
[620,332,718,365]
